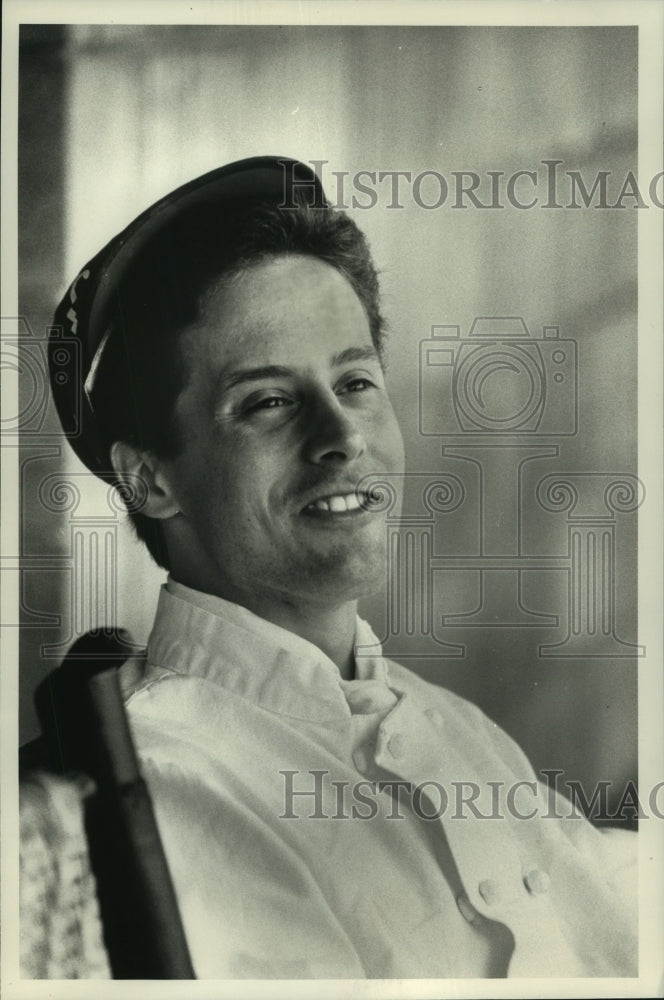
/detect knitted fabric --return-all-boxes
[19,771,111,979]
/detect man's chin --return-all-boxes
[302,544,389,604]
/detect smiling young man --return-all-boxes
[45,157,637,979]
[111,253,404,679]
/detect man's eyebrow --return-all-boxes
[217,347,380,396]
[331,346,380,367]
[217,365,293,394]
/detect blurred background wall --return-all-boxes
[18,24,639,819]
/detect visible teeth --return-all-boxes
[308,493,365,513]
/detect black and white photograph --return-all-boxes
[2,1,663,996]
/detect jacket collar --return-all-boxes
[145,579,390,723]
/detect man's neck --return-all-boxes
[258,599,358,680]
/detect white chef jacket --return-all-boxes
[120,580,637,980]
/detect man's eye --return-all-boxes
[343,377,375,392]
[244,394,293,414]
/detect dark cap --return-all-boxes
[49,156,328,477]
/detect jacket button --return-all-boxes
[456,894,479,924]
[345,684,397,714]
[478,879,501,905]
[524,869,551,895]
[425,708,444,729]
[387,733,406,759]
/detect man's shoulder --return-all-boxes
[118,651,149,701]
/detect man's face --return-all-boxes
[160,255,405,615]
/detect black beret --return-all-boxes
[49,156,328,477]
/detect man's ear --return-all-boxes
[110,441,180,520]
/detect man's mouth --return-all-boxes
[302,491,377,514]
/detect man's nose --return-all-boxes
[303,396,366,465]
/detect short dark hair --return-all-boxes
[90,193,386,568]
